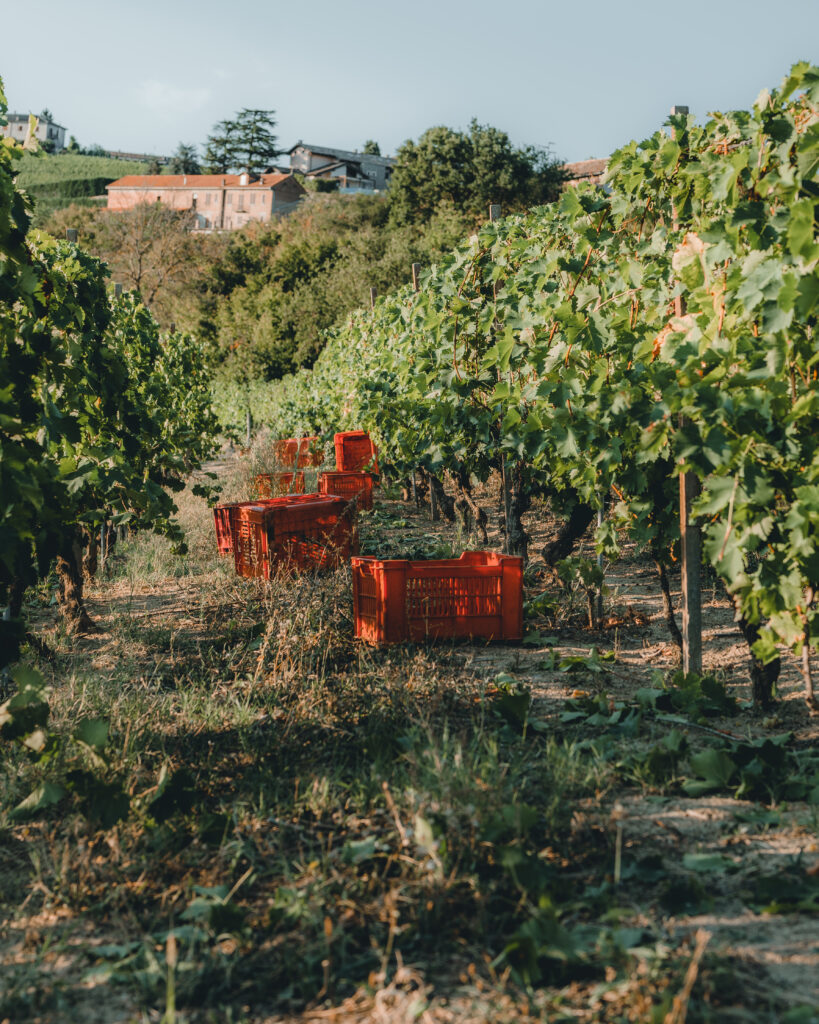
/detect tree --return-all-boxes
[196,193,472,382]
[146,158,162,174]
[203,119,239,173]
[233,109,278,175]
[388,119,565,224]
[98,204,199,321]
[362,140,381,155]
[47,203,206,326]
[203,109,278,176]
[169,142,201,174]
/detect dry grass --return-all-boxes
[1,461,818,1022]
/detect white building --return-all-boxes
[286,142,395,192]
[2,112,66,152]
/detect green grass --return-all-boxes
[16,152,149,187]
[16,152,153,224]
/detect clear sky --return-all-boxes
[4,0,817,163]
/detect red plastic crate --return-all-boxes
[352,551,523,644]
[318,471,374,510]
[253,471,306,499]
[233,495,359,577]
[334,431,378,473]
[273,438,300,467]
[214,505,235,555]
[298,436,325,468]
[213,498,284,555]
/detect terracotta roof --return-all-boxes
[106,173,296,189]
[562,158,608,180]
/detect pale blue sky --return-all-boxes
[4,0,817,162]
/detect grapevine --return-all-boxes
[250,62,819,707]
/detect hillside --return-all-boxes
[17,151,150,221]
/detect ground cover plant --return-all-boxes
[2,467,818,1022]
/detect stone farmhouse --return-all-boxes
[286,142,395,192]
[105,172,307,230]
[2,111,66,152]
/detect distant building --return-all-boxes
[106,150,170,165]
[105,172,307,230]
[562,158,607,187]
[2,111,66,152]
[286,142,395,192]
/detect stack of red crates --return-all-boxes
[351,551,523,643]
[253,471,305,499]
[273,437,326,468]
[221,430,524,649]
[318,471,374,510]
[334,431,378,473]
[273,439,300,467]
[319,431,378,510]
[214,499,280,556]
[298,436,325,467]
[232,494,358,578]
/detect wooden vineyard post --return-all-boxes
[679,470,702,673]
[65,228,78,243]
[406,277,417,511]
[244,379,253,450]
[490,203,512,553]
[429,477,440,521]
[671,104,703,675]
[369,286,377,309]
[411,264,437,520]
[596,506,604,626]
[114,282,123,298]
[0,605,9,697]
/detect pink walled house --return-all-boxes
[105,172,306,229]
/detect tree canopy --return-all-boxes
[388,119,564,224]
[169,143,201,174]
[203,109,278,176]
[203,118,238,174]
